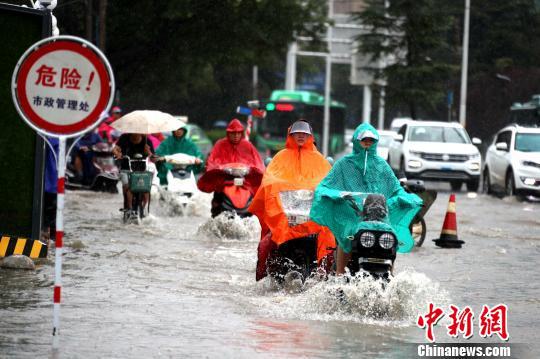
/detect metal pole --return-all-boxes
[459,0,470,128]
[363,85,372,123]
[252,65,258,100]
[378,87,386,130]
[323,54,332,157]
[285,42,297,90]
[322,0,333,157]
[52,136,66,348]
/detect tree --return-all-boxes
[51,0,328,128]
[356,0,457,119]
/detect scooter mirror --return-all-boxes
[326,156,334,166]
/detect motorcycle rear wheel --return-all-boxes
[410,217,426,247]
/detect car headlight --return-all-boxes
[379,232,396,249]
[409,150,422,157]
[359,232,376,248]
[469,153,481,160]
[520,177,537,186]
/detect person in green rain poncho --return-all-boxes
[155,124,204,185]
[310,123,423,275]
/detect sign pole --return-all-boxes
[52,136,66,347]
[12,35,115,349]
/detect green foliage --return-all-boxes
[52,0,328,128]
[357,0,457,119]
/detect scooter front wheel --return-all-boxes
[410,217,426,247]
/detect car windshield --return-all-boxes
[378,135,393,147]
[515,133,540,152]
[408,126,469,143]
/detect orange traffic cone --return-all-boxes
[433,194,465,248]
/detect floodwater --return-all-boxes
[1,185,539,358]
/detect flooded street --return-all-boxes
[1,185,539,358]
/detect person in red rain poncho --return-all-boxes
[197,119,265,217]
[98,106,122,143]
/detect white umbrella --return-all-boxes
[111,110,186,134]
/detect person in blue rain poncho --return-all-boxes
[310,123,423,275]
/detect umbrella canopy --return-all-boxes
[111,110,186,134]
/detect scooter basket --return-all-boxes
[129,171,153,193]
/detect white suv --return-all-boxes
[388,121,482,191]
[483,125,540,197]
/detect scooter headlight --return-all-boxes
[359,232,376,248]
[379,232,396,249]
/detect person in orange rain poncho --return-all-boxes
[197,118,265,217]
[249,120,336,281]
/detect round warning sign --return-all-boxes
[11,35,115,137]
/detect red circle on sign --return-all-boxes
[14,39,112,135]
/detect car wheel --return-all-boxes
[466,179,479,192]
[482,169,492,194]
[450,180,462,191]
[505,170,515,197]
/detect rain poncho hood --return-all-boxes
[155,128,204,185]
[226,118,244,132]
[310,123,423,253]
[249,130,335,260]
[197,128,264,195]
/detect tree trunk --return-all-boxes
[98,0,107,52]
[85,0,93,42]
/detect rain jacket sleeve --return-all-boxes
[310,123,423,254]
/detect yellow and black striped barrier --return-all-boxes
[0,235,48,259]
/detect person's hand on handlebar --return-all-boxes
[112,146,122,159]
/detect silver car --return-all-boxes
[483,124,540,197]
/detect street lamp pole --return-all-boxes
[322,0,333,157]
[459,0,470,128]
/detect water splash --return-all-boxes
[155,188,212,217]
[250,269,450,326]
[197,213,261,241]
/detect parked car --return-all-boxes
[345,129,395,161]
[389,117,413,133]
[388,121,482,191]
[376,130,397,161]
[483,124,540,197]
[163,122,213,158]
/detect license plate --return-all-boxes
[287,215,309,226]
[234,178,244,186]
[440,166,452,171]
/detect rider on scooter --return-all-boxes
[71,131,102,185]
[249,120,335,281]
[155,123,204,185]
[310,123,423,275]
[197,118,265,217]
[113,133,155,212]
